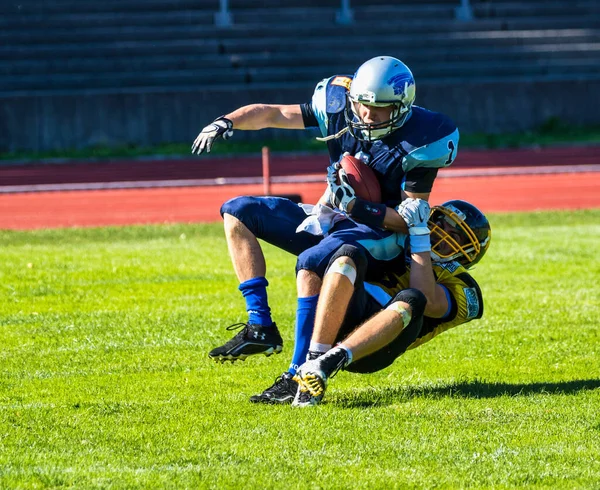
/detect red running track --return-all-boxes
[1,171,598,230]
[2,146,600,186]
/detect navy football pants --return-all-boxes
[221,196,403,278]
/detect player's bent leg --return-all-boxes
[223,213,266,281]
[295,221,398,280]
[346,288,427,374]
[214,197,320,362]
[249,372,298,405]
[221,196,322,255]
[309,245,368,347]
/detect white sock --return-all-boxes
[309,341,331,354]
[335,343,353,367]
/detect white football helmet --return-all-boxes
[345,56,416,141]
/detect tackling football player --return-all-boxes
[248,199,491,405]
[192,56,459,364]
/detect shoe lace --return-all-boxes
[271,373,292,391]
[318,349,348,380]
[225,322,249,332]
[296,389,313,404]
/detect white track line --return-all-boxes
[0,164,598,194]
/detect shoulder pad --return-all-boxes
[325,75,353,114]
[456,271,484,319]
[396,107,459,172]
[434,261,463,274]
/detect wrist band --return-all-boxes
[216,115,233,129]
[349,197,387,228]
[409,234,431,253]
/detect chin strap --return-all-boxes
[316,126,349,142]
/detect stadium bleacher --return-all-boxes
[2,0,599,92]
[1,0,599,151]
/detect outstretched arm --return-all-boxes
[192,104,305,154]
[224,103,305,130]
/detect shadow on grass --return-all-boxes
[335,378,600,408]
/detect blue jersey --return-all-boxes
[306,75,459,208]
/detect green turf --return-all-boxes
[1,210,599,488]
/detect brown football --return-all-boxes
[339,155,382,202]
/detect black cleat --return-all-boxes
[249,372,298,405]
[209,322,283,362]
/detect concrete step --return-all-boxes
[3,43,600,77]
[2,15,600,50]
[0,39,223,61]
[218,29,600,54]
[0,0,247,15]
[2,57,598,92]
[475,6,600,18]
[0,4,458,30]
[473,0,600,18]
[0,0,461,16]
[0,10,217,29]
[2,28,599,62]
[0,17,478,44]
[243,59,600,84]
[0,0,350,16]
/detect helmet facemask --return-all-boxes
[344,97,411,142]
[428,203,486,267]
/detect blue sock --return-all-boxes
[239,277,272,326]
[288,294,319,375]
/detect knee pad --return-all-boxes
[327,245,367,284]
[389,288,427,320]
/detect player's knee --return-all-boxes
[220,196,255,219]
[296,269,321,296]
[389,288,427,321]
[220,196,262,234]
[325,256,358,285]
[327,245,367,284]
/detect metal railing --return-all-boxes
[455,0,474,21]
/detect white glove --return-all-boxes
[327,164,356,212]
[191,116,234,154]
[397,198,431,236]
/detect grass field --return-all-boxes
[1,210,599,488]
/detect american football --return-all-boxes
[4,4,597,486]
[339,154,382,202]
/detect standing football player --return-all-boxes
[192,56,459,365]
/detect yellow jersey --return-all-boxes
[363,260,484,350]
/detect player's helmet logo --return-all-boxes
[345,56,416,142]
[428,200,491,268]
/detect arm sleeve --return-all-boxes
[301,103,319,129]
[402,167,439,194]
[401,128,459,173]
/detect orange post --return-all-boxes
[262,146,271,196]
